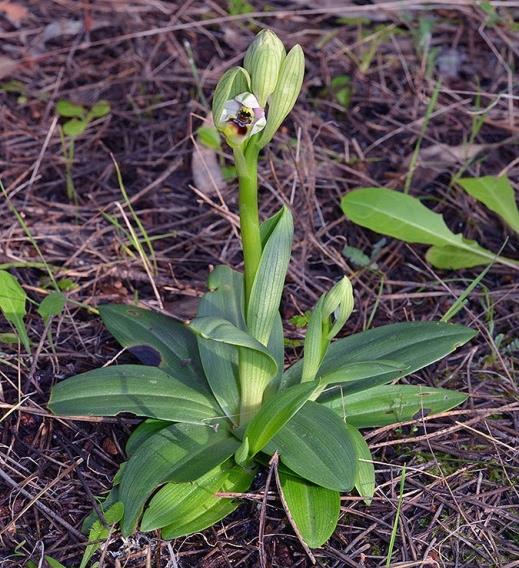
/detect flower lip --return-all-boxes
[219,92,267,144]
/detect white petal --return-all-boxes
[235,92,260,109]
[250,116,267,135]
[220,99,241,123]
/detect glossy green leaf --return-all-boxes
[56,99,85,117]
[0,270,30,353]
[319,360,405,394]
[239,382,318,461]
[279,471,340,549]
[258,45,305,147]
[190,316,277,378]
[265,401,356,492]
[126,419,170,456]
[341,188,517,269]
[241,206,293,420]
[37,291,66,323]
[49,365,219,423]
[346,425,375,505]
[119,422,239,535]
[283,321,475,392]
[81,486,120,534]
[212,66,250,128]
[160,464,254,539]
[322,384,467,428]
[458,175,519,233]
[196,266,244,423]
[98,304,209,394]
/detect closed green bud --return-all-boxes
[258,44,305,148]
[244,29,286,107]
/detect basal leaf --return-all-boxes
[190,316,277,378]
[98,304,209,394]
[63,118,87,137]
[125,419,170,456]
[425,244,516,269]
[49,365,219,423]
[279,471,340,549]
[346,425,375,505]
[160,464,254,539]
[283,321,475,392]
[458,175,519,234]
[319,360,405,393]
[265,401,356,492]
[322,384,467,428]
[196,266,244,423]
[239,382,318,461]
[119,422,239,535]
[0,270,30,353]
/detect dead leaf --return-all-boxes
[192,116,225,196]
[404,142,489,188]
[0,1,28,26]
[0,56,18,80]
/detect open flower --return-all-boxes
[218,92,267,146]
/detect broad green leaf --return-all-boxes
[0,270,30,353]
[126,419,170,456]
[98,304,209,394]
[56,99,85,117]
[241,206,293,420]
[319,360,406,394]
[247,206,293,346]
[49,365,219,423]
[346,425,375,505]
[458,175,519,233]
[37,291,66,323]
[322,384,467,428]
[160,464,254,539]
[341,188,514,269]
[119,422,239,535]
[0,332,18,344]
[265,401,356,492]
[44,557,67,568]
[196,266,244,423]
[258,45,305,148]
[279,471,340,549]
[425,244,507,269]
[212,66,250,128]
[239,382,318,461]
[63,118,87,137]
[88,100,111,119]
[141,462,229,531]
[283,321,475,391]
[190,316,277,378]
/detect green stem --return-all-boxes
[234,144,262,308]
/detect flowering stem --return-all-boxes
[234,143,261,310]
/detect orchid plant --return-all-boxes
[49,31,474,549]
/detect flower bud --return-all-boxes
[322,276,354,340]
[258,44,305,148]
[244,29,286,107]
